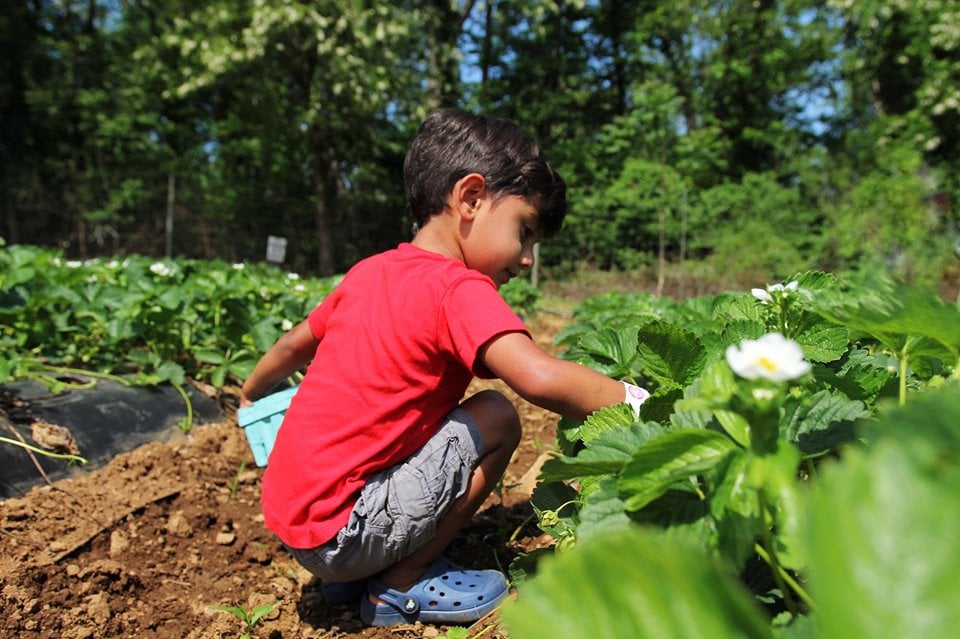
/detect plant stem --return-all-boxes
[0,436,88,465]
[171,381,194,433]
[508,513,535,544]
[754,543,817,612]
[899,351,908,407]
[42,365,131,386]
[471,623,498,638]
[757,489,797,615]
[29,372,96,390]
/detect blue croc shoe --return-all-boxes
[360,557,509,626]
[321,579,368,605]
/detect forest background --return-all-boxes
[2,0,958,291]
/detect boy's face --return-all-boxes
[464,195,542,288]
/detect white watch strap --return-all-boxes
[621,381,650,418]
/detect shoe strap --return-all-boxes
[368,581,420,615]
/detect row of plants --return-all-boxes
[503,271,960,637]
[0,239,340,395]
[0,239,540,419]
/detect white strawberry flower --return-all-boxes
[726,332,811,382]
[149,262,173,277]
[281,319,294,331]
[751,280,799,305]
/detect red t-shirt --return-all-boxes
[260,243,529,549]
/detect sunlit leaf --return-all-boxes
[780,390,869,456]
[810,274,960,359]
[540,422,663,483]
[711,449,761,567]
[503,527,773,639]
[806,387,960,639]
[618,429,737,511]
[635,320,707,390]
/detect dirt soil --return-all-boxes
[0,315,569,639]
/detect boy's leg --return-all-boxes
[374,389,521,592]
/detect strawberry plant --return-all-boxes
[506,385,960,638]
[0,242,341,439]
[513,270,959,635]
[0,243,339,391]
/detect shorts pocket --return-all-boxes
[387,464,437,557]
[426,434,475,514]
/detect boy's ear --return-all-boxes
[452,173,487,218]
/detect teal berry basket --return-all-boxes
[237,385,300,466]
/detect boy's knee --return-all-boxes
[463,390,521,450]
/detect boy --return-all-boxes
[240,108,649,626]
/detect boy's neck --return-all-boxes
[410,216,464,263]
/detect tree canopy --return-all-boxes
[2,0,957,284]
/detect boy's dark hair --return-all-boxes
[404,108,567,238]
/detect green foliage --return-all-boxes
[210,601,280,638]
[503,527,774,639]
[498,277,543,319]
[505,388,960,639]
[692,172,820,279]
[0,244,338,389]
[515,269,959,634]
[825,141,954,284]
[5,0,958,289]
[805,386,960,639]
[808,271,960,404]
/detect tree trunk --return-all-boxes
[679,189,687,298]
[656,207,666,297]
[74,185,88,260]
[2,172,17,244]
[312,154,336,276]
[606,0,629,116]
[165,173,175,258]
[426,0,475,109]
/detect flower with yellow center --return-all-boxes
[725,332,811,382]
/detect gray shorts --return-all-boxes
[287,407,484,582]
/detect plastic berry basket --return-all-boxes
[237,385,300,467]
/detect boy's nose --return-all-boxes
[519,250,534,269]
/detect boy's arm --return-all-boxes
[240,320,319,407]
[479,331,635,421]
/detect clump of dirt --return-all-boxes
[0,316,567,639]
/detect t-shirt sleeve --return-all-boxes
[439,275,530,379]
[306,285,343,341]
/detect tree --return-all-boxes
[159,0,427,274]
[1,0,115,257]
[629,0,836,178]
[813,0,958,284]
